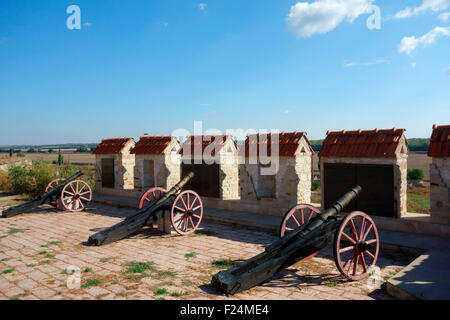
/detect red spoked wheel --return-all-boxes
[334,211,379,281]
[170,190,203,235]
[279,204,321,260]
[60,180,92,212]
[139,187,166,228]
[45,178,66,208]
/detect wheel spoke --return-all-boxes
[79,196,90,201]
[362,223,374,241]
[359,252,367,273]
[366,239,377,245]
[308,209,315,221]
[191,205,202,212]
[70,184,76,194]
[190,197,198,209]
[80,190,90,196]
[344,252,355,273]
[63,191,75,196]
[299,208,304,225]
[359,216,366,240]
[349,218,359,242]
[189,216,195,229]
[186,193,190,209]
[339,246,355,254]
[341,232,356,245]
[290,215,300,227]
[192,213,201,219]
[174,206,186,213]
[180,196,188,210]
[364,250,375,261]
[352,255,359,276]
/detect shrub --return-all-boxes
[311,181,320,191]
[0,171,11,192]
[7,160,80,197]
[407,169,424,181]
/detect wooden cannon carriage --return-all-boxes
[88,172,203,246]
[211,186,380,295]
[2,171,92,218]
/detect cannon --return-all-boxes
[211,186,380,295]
[88,172,203,246]
[2,171,92,218]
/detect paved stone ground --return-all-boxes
[0,194,416,300]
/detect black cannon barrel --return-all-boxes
[88,172,195,246]
[265,185,361,253]
[211,186,362,295]
[2,171,84,218]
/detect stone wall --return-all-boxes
[94,140,135,192]
[240,155,311,203]
[320,156,407,218]
[430,157,450,224]
[220,151,239,200]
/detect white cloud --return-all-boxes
[394,0,450,19]
[438,11,450,21]
[162,21,169,27]
[283,110,290,114]
[286,0,374,37]
[343,59,390,68]
[412,62,417,68]
[83,22,92,27]
[398,26,450,54]
[196,3,207,11]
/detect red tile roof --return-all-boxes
[180,135,235,157]
[92,137,134,155]
[318,128,407,158]
[242,131,314,157]
[130,136,175,155]
[428,124,450,158]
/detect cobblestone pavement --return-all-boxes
[0,195,415,300]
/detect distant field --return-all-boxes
[1,153,96,165]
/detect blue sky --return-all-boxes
[0,0,449,145]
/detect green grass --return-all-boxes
[80,279,103,289]
[125,261,156,274]
[407,192,430,214]
[84,267,92,272]
[1,258,10,262]
[2,268,14,274]
[40,244,49,247]
[48,241,61,245]
[61,268,76,275]
[10,297,20,300]
[23,290,30,296]
[154,288,167,295]
[38,251,47,255]
[155,270,176,278]
[56,291,62,295]
[156,297,166,300]
[184,252,197,260]
[171,291,185,297]
[7,228,28,235]
[40,260,51,264]
[326,281,339,287]
[116,292,127,297]
[45,254,55,259]
[27,264,36,268]
[211,259,237,269]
